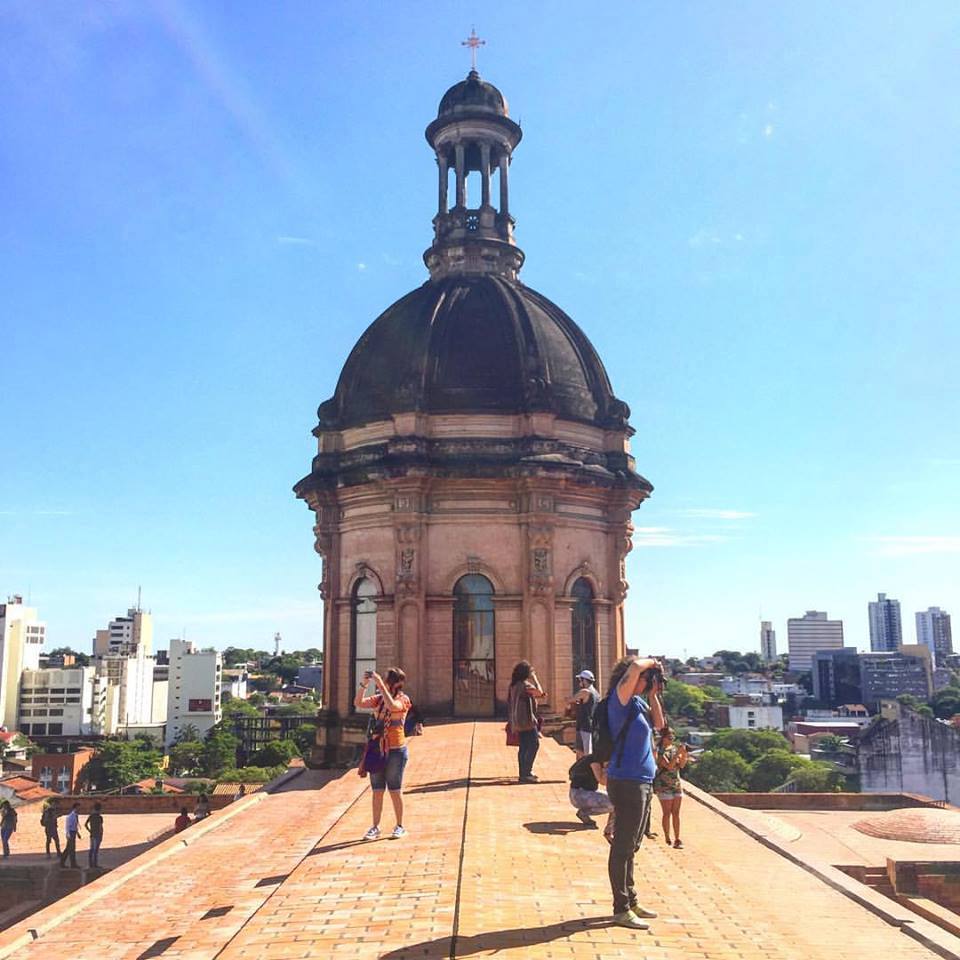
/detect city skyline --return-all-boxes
[2,4,958,657]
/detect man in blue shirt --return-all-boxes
[605,656,665,929]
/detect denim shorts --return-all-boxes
[656,790,683,801]
[370,745,408,792]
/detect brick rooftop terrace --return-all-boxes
[0,722,955,959]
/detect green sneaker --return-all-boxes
[629,903,658,919]
[612,910,649,930]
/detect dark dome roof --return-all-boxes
[438,70,508,120]
[317,276,631,431]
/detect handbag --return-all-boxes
[504,722,520,747]
[358,699,390,778]
[358,736,387,777]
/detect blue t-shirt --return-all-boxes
[606,694,655,782]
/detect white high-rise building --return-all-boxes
[787,611,844,673]
[97,653,155,730]
[19,666,105,737]
[93,606,153,658]
[868,592,902,653]
[0,596,45,729]
[165,638,223,747]
[760,621,777,662]
[916,607,953,668]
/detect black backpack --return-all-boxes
[591,695,641,765]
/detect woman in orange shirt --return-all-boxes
[355,666,413,840]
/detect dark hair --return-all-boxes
[606,656,637,695]
[385,666,406,693]
[93,802,102,811]
[511,660,532,686]
[180,807,188,816]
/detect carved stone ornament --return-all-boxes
[466,555,481,574]
[317,557,329,600]
[532,548,550,574]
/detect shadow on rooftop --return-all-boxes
[406,777,564,795]
[523,820,597,836]
[380,917,615,958]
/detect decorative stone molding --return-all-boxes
[562,561,601,597]
[396,525,422,597]
[613,526,633,603]
[528,524,554,596]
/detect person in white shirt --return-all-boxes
[60,802,80,868]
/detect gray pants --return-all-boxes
[606,779,652,914]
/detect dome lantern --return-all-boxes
[424,68,524,281]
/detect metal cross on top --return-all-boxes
[461,27,485,72]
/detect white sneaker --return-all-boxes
[390,825,407,839]
[363,825,381,841]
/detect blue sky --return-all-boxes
[1,2,957,659]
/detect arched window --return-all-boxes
[571,577,596,690]
[351,578,377,711]
[453,574,495,717]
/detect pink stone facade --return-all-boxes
[300,413,647,721]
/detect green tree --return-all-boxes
[662,680,707,721]
[705,728,789,763]
[175,723,201,744]
[291,723,318,756]
[897,693,923,710]
[931,688,960,720]
[222,697,260,719]
[82,739,163,791]
[273,700,318,717]
[700,684,732,703]
[201,727,240,777]
[266,655,303,684]
[685,748,750,793]
[815,734,845,753]
[49,646,91,667]
[785,761,845,792]
[168,740,205,777]
[250,738,300,767]
[747,749,808,792]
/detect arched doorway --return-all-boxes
[351,577,377,711]
[453,574,496,716]
[571,577,596,691]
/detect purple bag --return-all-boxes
[358,736,387,777]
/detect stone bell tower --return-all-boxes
[295,65,652,761]
[424,68,523,281]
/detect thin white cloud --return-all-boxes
[869,536,960,557]
[633,527,729,548]
[356,262,367,272]
[276,235,315,246]
[688,228,722,248]
[152,0,295,184]
[763,124,774,138]
[679,509,756,521]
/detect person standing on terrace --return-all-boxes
[356,666,413,840]
[0,800,17,857]
[508,661,547,783]
[41,798,61,858]
[654,727,689,848]
[604,656,665,929]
